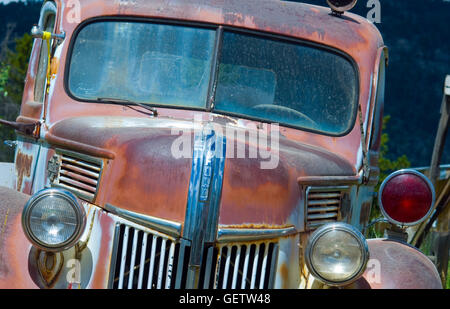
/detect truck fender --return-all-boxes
[0,186,37,288]
[351,238,442,289]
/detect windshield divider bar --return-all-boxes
[206,26,223,112]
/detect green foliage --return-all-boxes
[0,64,9,97]
[4,33,33,104]
[447,263,450,289]
[377,115,411,186]
[367,116,411,237]
[0,61,14,162]
[0,33,33,162]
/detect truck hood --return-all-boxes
[47,116,356,228]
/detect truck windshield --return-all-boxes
[69,21,216,108]
[68,21,358,135]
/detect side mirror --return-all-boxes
[31,25,65,43]
[0,119,40,138]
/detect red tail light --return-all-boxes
[378,170,435,226]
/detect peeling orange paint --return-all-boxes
[280,263,289,289]
[15,151,33,193]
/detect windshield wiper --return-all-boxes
[97,97,158,116]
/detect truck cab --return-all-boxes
[0,0,442,289]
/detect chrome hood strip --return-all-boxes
[104,203,182,238]
[183,123,227,288]
[217,226,297,243]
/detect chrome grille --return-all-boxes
[51,151,102,202]
[109,223,279,289]
[199,242,278,289]
[306,187,345,229]
[110,224,183,289]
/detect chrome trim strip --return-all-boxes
[297,175,361,186]
[117,225,130,289]
[107,224,121,289]
[183,123,227,288]
[202,246,215,289]
[267,243,279,289]
[216,226,297,243]
[175,239,190,289]
[105,204,182,238]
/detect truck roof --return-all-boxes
[63,0,384,58]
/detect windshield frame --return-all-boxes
[64,16,360,137]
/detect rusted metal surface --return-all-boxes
[14,0,385,231]
[48,116,193,224]
[45,133,116,159]
[0,163,15,189]
[0,186,37,289]
[273,234,301,288]
[15,149,33,194]
[220,128,355,226]
[34,0,383,173]
[354,239,443,289]
[46,115,357,228]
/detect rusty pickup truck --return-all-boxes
[0,0,442,289]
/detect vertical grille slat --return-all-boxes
[201,246,215,289]
[222,247,231,289]
[146,235,157,289]
[117,226,130,289]
[241,247,251,289]
[157,238,167,289]
[127,229,139,289]
[250,245,260,289]
[137,232,148,289]
[194,242,277,290]
[165,242,176,289]
[213,247,223,289]
[111,224,182,290]
[110,223,279,289]
[231,246,241,289]
[259,244,269,289]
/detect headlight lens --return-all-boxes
[305,223,369,286]
[22,188,86,251]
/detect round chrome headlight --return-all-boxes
[22,188,86,252]
[305,222,369,286]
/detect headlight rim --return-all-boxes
[305,222,369,286]
[22,188,86,252]
[326,0,358,13]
